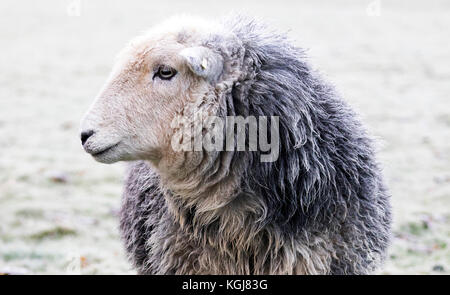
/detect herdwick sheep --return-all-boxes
[80,15,391,274]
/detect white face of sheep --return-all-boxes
[80,32,223,164]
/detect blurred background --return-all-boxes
[0,0,449,274]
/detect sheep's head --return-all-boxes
[80,17,236,165]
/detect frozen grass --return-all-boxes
[0,0,449,274]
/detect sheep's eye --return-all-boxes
[154,65,177,80]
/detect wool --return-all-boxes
[118,15,392,275]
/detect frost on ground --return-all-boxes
[0,0,448,274]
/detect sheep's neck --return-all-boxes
[154,150,265,243]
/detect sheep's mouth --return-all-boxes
[90,142,120,157]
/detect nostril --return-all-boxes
[81,130,95,145]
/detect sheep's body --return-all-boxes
[118,16,391,275]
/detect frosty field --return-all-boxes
[0,0,449,274]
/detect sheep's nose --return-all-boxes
[80,130,95,145]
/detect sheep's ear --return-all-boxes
[180,46,223,83]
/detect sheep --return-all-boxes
[80,15,391,274]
